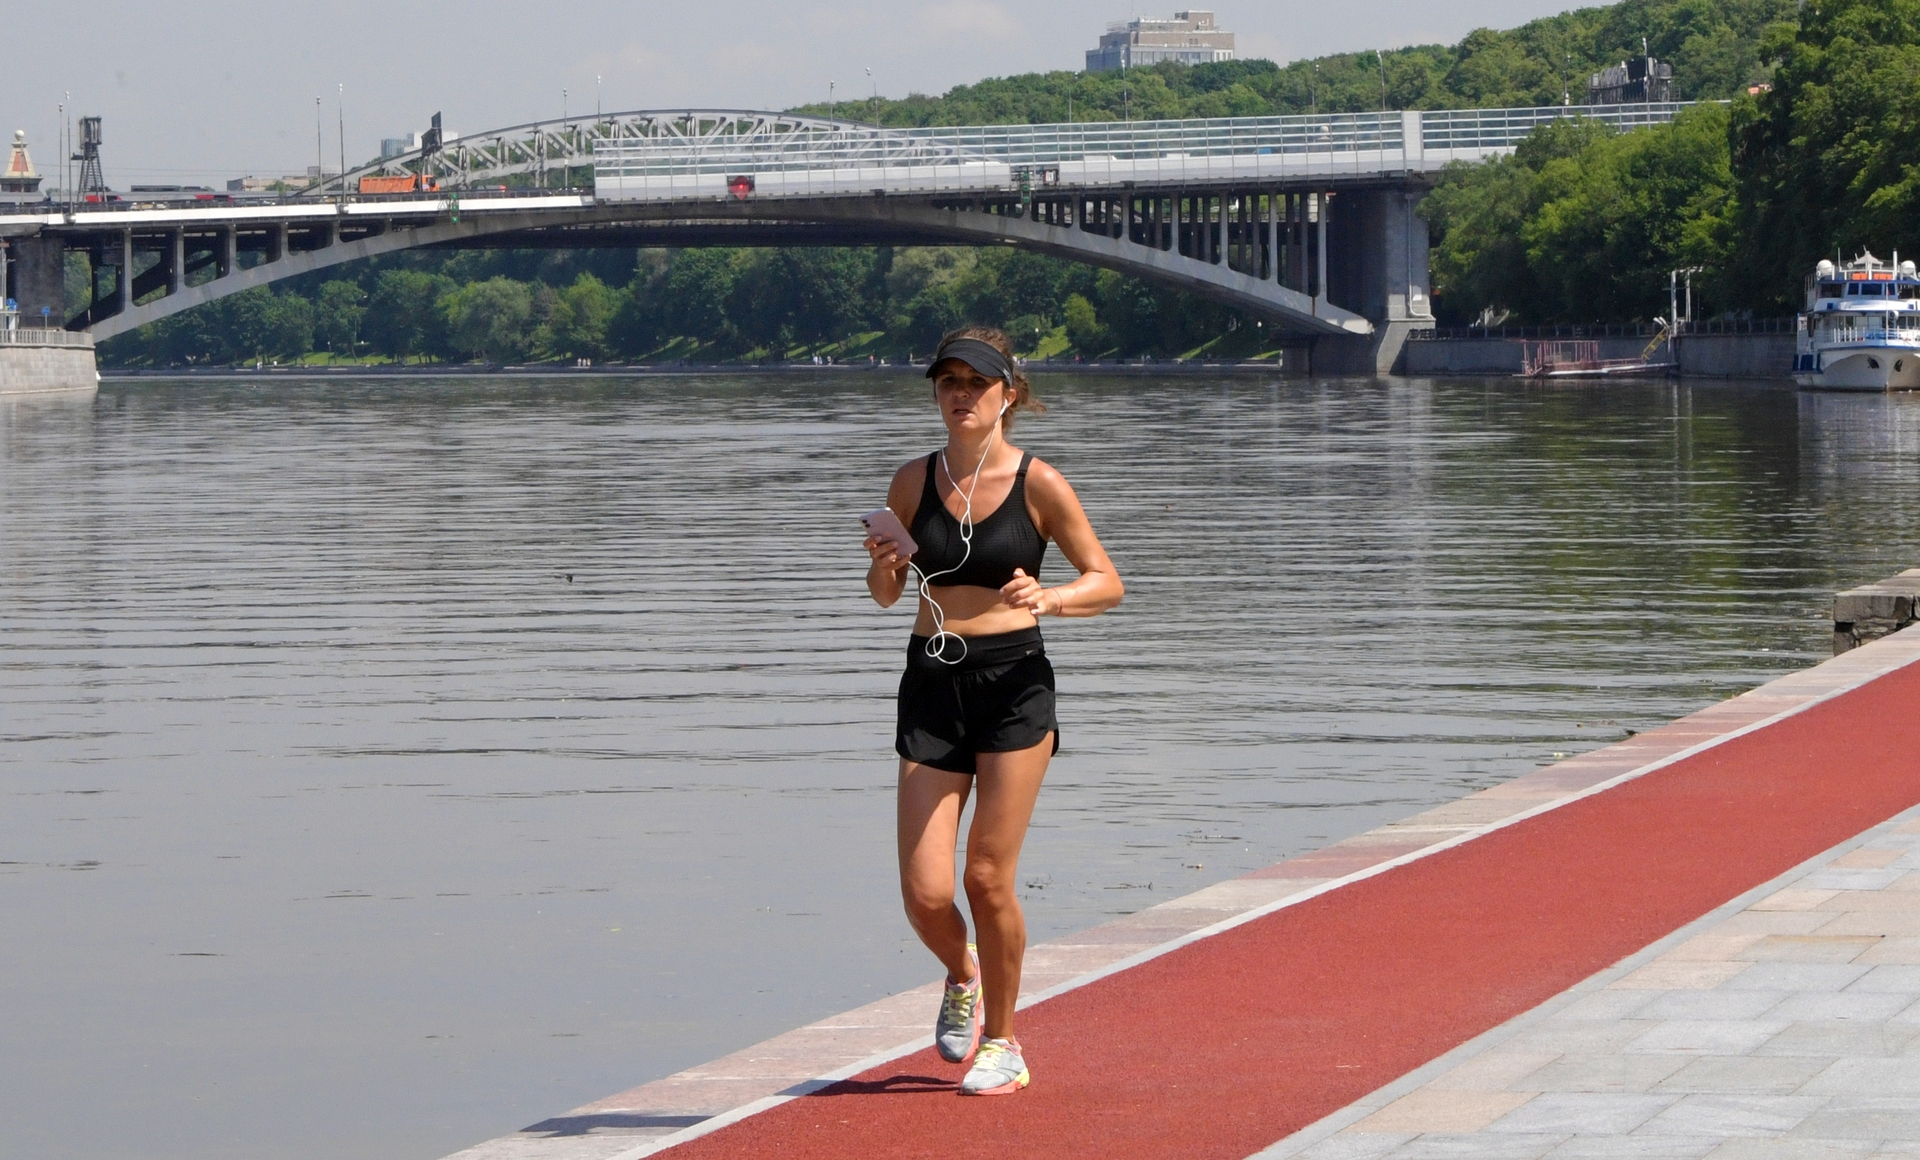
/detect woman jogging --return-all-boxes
[862,327,1124,1096]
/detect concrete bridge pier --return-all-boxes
[5,235,68,326]
[0,237,98,393]
[1313,188,1434,375]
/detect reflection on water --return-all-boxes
[4,375,1918,1160]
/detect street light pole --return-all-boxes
[337,84,346,195]
[315,96,324,193]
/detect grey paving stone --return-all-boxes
[1640,991,1793,1022]
[1487,1093,1679,1136]
[1769,993,1920,1023]
[1787,1097,1920,1140]
[1289,1132,1417,1160]
[1560,991,1664,1022]
[1654,1055,1836,1095]
[1638,1094,1827,1137]
[1628,1021,1794,1056]
[1387,1133,1568,1159]
[1889,998,1920,1030]
[1729,966,1874,993]
[1801,1057,1920,1097]
[1758,1022,1920,1058]
[1848,966,1920,995]
[1509,1021,1665,1056]
[1524,1055,1692,1094]
[1702,1138,1877,1159]
[1801,871,1909,892]
[1544,1135,1719,1158]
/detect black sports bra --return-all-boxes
[909,451,1047,589]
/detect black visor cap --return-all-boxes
[925,338,1013,386]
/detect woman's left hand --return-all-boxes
[1001,568,1054,617]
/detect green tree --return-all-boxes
[656,249,738,344]
[444,277,534,363]
[546,273,619,359]
[1525,103,1735,320]
[903,284,964,355]
[1424,107,1734,323]
[365,270,454,361]
[1729,0,1920,312]
[315,280,366,356]
[214,290,313,359]
[1063,293,1105,352]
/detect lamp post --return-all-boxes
[315,96,324,193]
[337,84,346,196]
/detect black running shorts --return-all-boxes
[896,627,1060,775]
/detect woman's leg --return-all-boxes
[898,760,979,984]
[965,735,1052,1041]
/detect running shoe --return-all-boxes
[959,1037,1029,1096]
[934,944,982,1064]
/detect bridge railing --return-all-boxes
[594,111,1411,196]
[0,323,93,347]
[1420,102,1695,152]
[595,104,1699,201]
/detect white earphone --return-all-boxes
[912,384,1012,665]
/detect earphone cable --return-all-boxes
[910,399,1009,666]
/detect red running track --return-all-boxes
[664,658,1920,1160]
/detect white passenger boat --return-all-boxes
[1794,251,1920,391]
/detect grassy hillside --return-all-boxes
[793,0,1795,126]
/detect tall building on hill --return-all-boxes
[1087,10,1235,72]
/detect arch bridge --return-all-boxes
[0,103,1690,372]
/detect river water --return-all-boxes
[4,373,1919,1160]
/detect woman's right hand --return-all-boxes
[865,533,907,573]
[865,533,910,609]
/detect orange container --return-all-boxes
[357,174,439,194]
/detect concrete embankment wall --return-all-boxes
[1673,333,1795,380]
[1404,332,1795,381]
[0,343,100,394]
[1403,337,1651,377]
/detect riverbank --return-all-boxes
[98,357,1299,379]
[439,580,1920,1159]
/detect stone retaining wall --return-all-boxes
[0,342,99,394]
[1834,568,1920,654]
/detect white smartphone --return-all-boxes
[860,507,919,558]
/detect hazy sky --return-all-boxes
[2,1,1584,186]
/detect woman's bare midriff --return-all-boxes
[913,584,1038,637]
